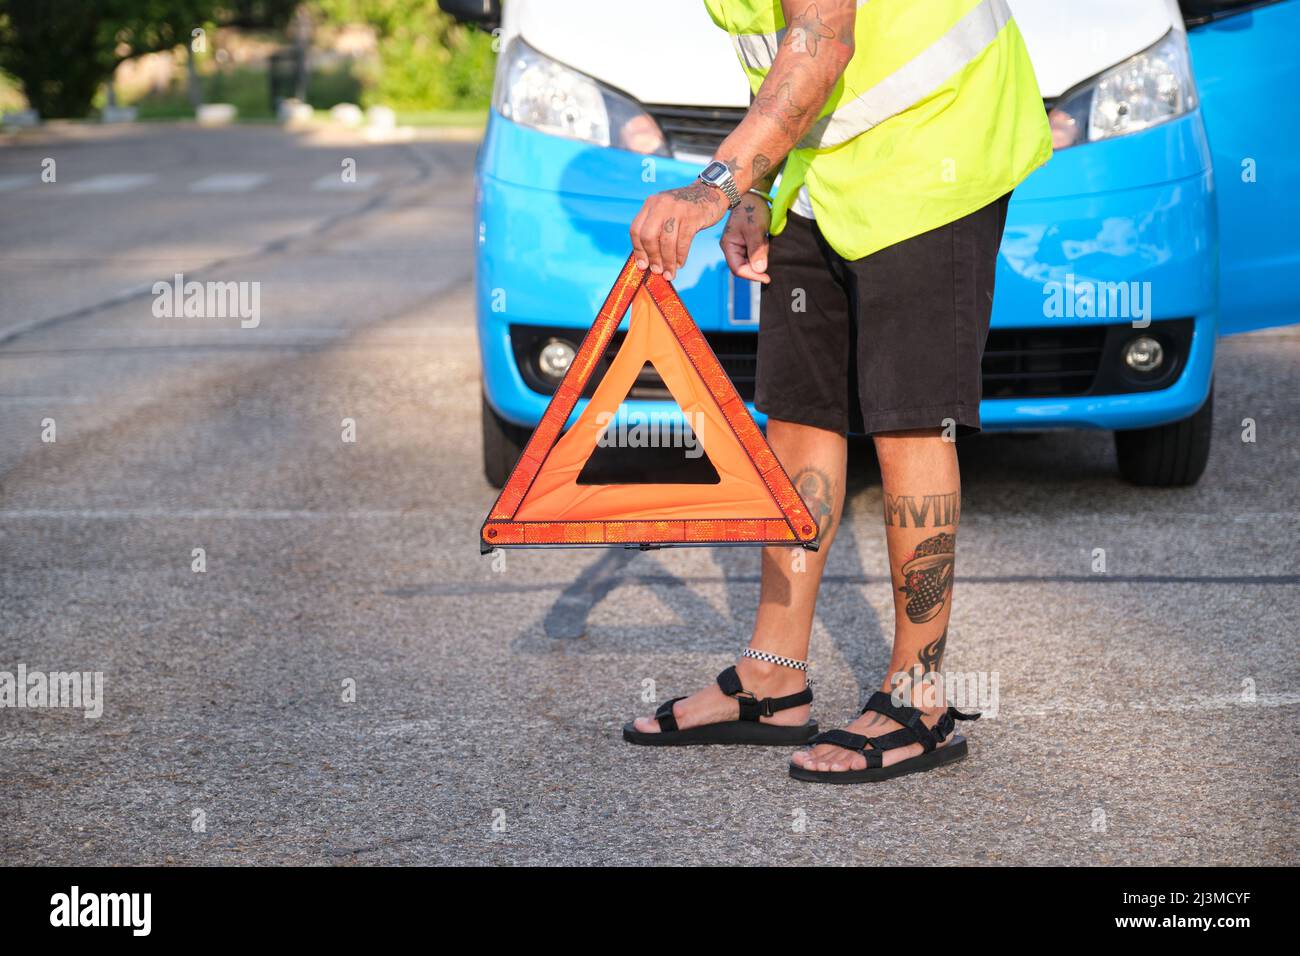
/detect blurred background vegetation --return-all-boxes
[0,0,495,123]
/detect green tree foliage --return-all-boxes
[0,0,296,117]
[314,0,495,110]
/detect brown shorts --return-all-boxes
[755,194,1011,436]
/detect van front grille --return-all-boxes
[613,330,758,400]
[981,327,1107,398]
[510,320,1193,407]
[644,104,746,157]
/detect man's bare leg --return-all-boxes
[791,427,961,770]
[632,418,846,733]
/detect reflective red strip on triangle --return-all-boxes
[481,255,820,551]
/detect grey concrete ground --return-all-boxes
[0,124,1296,866]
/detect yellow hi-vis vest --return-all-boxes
[702,0,1052,260]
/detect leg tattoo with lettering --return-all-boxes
[883,491,960,527]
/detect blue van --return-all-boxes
[443,0,1300,488]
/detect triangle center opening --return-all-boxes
[576,361,721,485]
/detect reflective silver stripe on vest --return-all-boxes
[799,0,1013,150]
[732,28,784,70]
[730,0,871,70]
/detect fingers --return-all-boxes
[636,206,695,281]
[720,228,747,277]
[629,204,649,271]
[634,193,727,281]
[747,231,771,283]
[668,221,699,282]
[639,207,666,277]
[719,224,772,284]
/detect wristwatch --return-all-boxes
[698,160,742,209]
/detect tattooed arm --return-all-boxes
[718,0,856,195]
[630,0,856,282]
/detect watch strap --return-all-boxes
[717,175,742,208]
[700,164,742,209]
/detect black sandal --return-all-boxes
[622,665,817,746]
[788,691,980,784]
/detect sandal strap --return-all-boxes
[808,729,884,768]
[715,666,813,721]
[810,728,869,752]
[862,693,982,753]
[864,727,931,752]
[863,706,982,752]
[654,696,685,733]
[716,665,745,697]
[805,702,984,765]
[933,705,980,742]
[862,690,929,742]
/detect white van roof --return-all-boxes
[505,0,1180,103]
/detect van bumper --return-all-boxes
[477,111,1217,433]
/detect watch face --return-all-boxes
[701,161,729,183]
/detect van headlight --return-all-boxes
[492,37,669,156]
[1048,30,1197,150]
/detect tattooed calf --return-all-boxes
[883,491,960,528]
[918,628,947,674]
[792,465,836,535]
[887,629,949,709]
[898,532,955,624]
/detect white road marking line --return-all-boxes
[66,174,158,194]
[188,172,270,193]
[949,512,1300,525]
[0,396,95,405]
[9,695,1293,746]
[0,174,36,192]
[311,172,383,192]
[0,508,432,520]
[0,509,1294,522]
[1000,692,1300,716]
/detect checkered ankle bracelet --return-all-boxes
[741,648,808,672]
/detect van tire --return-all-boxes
[1114,384,1213,487]
[482,393,530,489]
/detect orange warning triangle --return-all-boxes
[480,255,820,552]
